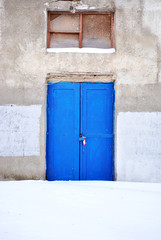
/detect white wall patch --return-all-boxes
[117,112,161,183]
[0,105,42,157]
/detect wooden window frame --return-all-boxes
[47,11,114,49]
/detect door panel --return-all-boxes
[80,83,114,180]
[47,83,80,180]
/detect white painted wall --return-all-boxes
[0,105,42,156]
[117,112,161,182]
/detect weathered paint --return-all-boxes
[117,112,161,183]
[0,105,42,157]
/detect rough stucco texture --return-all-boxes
[0,0,161,181]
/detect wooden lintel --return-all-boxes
[46,72,116,82]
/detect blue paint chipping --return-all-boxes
[47,82,114,181]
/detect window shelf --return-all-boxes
[47,48,115,54]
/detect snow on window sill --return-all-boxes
[47,48,115,54]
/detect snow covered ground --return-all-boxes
[0,181,161,240]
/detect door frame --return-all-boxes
[46,73,115,181]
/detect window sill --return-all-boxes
[47,48,115,54]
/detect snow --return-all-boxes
[0,181,161,240]
[47,48,115,54]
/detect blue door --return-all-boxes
[47,82,114,181]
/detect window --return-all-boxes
[47,11,114,49]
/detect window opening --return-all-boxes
[47,11,114,49]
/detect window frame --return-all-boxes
[47,10,114,49]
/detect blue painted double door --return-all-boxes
[47,83,114,181]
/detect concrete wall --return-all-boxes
[0,0,161,182]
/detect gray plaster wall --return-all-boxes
[0,0,161,182]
